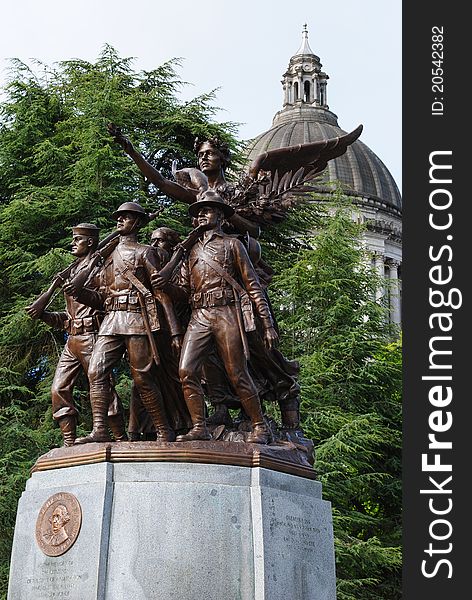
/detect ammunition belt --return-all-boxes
[191,288,235,309]
[64,314,103,335]
[105,294,141,312]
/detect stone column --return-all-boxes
[374,253,385,301]
[388,260,401,324]
[320,81,327,106]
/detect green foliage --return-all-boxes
[270,197,402,598]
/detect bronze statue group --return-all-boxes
[27,125,362,448]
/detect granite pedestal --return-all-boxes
[8,453,336,599]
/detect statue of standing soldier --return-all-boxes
[153,191,278,444]
[127,226,192,441]
[26,223,128,446]
[69,203,181,444]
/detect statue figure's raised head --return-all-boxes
[71,222,100,255]
[194,137,231,172]
[150,227,181,251]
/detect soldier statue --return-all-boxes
[127,226,192,441]
[26,223,127,446]
[70,203,179,444]
[153,191,278,444]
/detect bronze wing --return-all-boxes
[247,125,363,181]
[232,125,363,226]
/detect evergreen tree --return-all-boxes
[270,196,402,599]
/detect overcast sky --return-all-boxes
[1,0,401,191]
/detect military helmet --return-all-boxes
[111,201,150,224]
[71,223,100,237]
[188,190,235,218]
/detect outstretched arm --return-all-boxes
[108,123,197,205]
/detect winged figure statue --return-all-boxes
[107,122,362,234]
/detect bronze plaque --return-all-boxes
[35,492,82,557]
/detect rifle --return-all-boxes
[137,291,161,367]
[155,223,211,284]
[66,235,120,297]
[27,230,120,316]
[27,208,164,316]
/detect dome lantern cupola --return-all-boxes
[282,25,329,109]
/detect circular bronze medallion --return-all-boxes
[35,492,82,557]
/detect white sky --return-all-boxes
[0,0,401,191]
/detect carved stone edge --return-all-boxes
[31,444,317,480]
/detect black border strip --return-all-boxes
[403,4,468,597]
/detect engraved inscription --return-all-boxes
[267,499,320,554]
[25,560,87,599]
[278,514,320,553]
[35,492,82,557]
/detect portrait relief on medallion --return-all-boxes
[35,492,82,557]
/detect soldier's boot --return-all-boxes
[206,403,233,427]
[281,409,301,430]
[176,394,211,442]
[75,393,111,444]
[108,413,129,442]
[140,391,176,442]
[58,415,77,447]
[242,394,270,445]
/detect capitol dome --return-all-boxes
[246,26,402,324]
